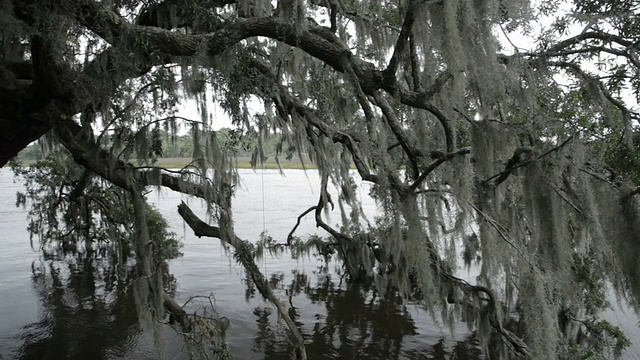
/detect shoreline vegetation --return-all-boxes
[155,156,318,170]
[14,130,334,170]
[17,156,323,170]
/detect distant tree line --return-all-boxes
[18,128,284,161]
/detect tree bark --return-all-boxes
[177,201,308,360]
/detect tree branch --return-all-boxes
[177,201,308,359]
[548,61,635,132]
[491,147,535,187]
[409,147,471,192]
[69,0,456,128]
[484,135,575,187]
[248,57,381,184]
[408,33,422,91]
[372,91,421,179]
[543,30,636,54]
[384,0,420,80]
[51,110,223,204]
[287,205,318,245]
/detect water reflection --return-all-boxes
[248,271,483,360]
[13,255,482,360]
[11,252,175,360]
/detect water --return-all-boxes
[0,169,638,359]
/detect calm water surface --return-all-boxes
[0,169,638,359]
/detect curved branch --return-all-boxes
[409,147,471,192]
[424,104,455,153]
[177,201,308,359]
[314,172,350,243]
[530,46,640,69]
[543,30,636,53]
[287,205,318,245]
[442,272,532,357]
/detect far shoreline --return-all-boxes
[14,157,329,170]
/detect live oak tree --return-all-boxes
[2,0,640,359]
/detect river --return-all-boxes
[0,168,637,359]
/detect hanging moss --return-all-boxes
[7,0,640,358]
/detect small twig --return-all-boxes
[492,147,534,187]
[485,135,574,185]
[553,188,584,215]
[409,147,471,191]
[468,202,523,255]
[287,205,318,245]
[453,107,477,125]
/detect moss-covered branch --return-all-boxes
[177,201,308,360]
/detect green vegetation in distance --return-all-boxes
[154,157,317,170]
[16,129,341,170]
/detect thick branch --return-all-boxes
[177,201,308,359]
[384,0,420,80]
[0,3,165,167]
[51,111,222,204]
[136,0,235,28]
[2,0,455,170]
[70,1,454,126]
[372,91,421,178]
